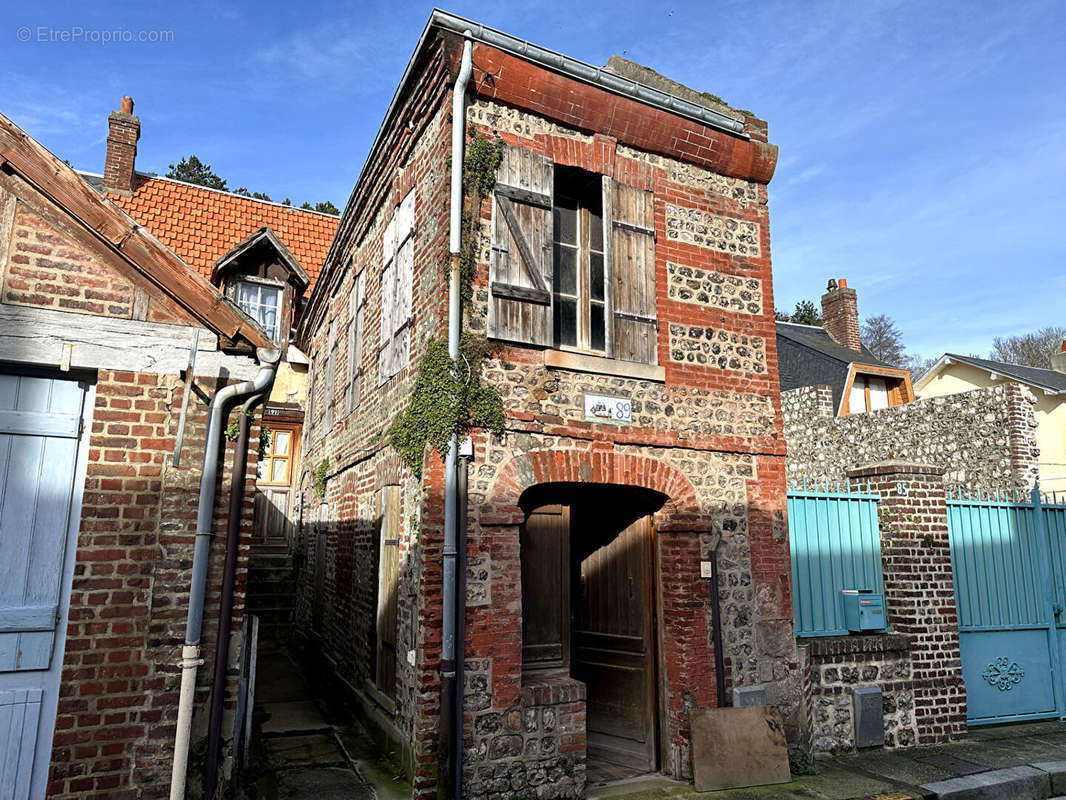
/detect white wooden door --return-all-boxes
[0,371,92,800]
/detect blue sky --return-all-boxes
[4,0,1065,360]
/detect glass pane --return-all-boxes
[554,245,577,296]
[274,430,290,455]
[553,198,577,245]
[590,253,604,302]
[261,307,278,338]
[260,286,280,311]
[590,303,605,352]
[271,458,288,483]
[237,282,258,306]
[554,299,577,347]
[589,208,603,251]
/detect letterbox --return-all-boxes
[842,589,886,633]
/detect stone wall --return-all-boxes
[783,382,1039,491]
[799,635,917,755]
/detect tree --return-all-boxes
[166,155,227,190]
[903,353,938,380]
[861,314,906,366]
[234,187,273,201]
[989,326,1066,369]
[774,299,823,325]
[301,200,340,215]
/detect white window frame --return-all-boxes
[233,278,284,342]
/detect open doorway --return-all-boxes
[519,483,667,785]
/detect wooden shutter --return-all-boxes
[375,485,401,697]
[378,191,414,383]
[488,145,554,346]
[323,319,336,430]
[604,179,657,364]
[346,269,365,414]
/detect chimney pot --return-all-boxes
[103,97,140,196]
[821,278,862,352]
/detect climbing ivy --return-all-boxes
[314,457,330,498]
[441,131,503,308]
[388,333,504,479]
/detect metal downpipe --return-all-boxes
[170,348,280,800]
[442,31,473,800]
[203,389,267,797]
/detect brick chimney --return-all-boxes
[821,278,862,352]
[103,97,139,196]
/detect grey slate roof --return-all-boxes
[939,353,1066,394]
[776,322,896,412]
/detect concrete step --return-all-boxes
[922,764,1059,800]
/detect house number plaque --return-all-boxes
[583,393,633,425]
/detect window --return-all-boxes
[848,374,895,414]
[487,145,657,365]
[553,167,606,353]
[379,191,415,383]
[234,280,283,342]
[258,427,295,485]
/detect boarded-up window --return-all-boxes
[375,485,401,696]
[345,269,366,414]
[324,319,337,430]
[488,146,554,346]
[521,505,570,669]
[379,190,415,383]
[604,178,657,365]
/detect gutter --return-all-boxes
[169,347,280,800]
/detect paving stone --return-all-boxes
[276,766,373,800]
[260,700,330,736]
[265,734,346,769]
[1033,761,1066,795]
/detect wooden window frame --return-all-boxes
[260,423,300,487]
[839,364,915,416]
[552,176,607,355]
[345,268,366,415]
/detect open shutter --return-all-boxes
[323,319,336,430]
[488,146,553,346]
[375,485,401,697]
[346,270,365,414]
[605,179,657,364]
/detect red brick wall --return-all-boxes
[46,369,260,799]
[846,462,967,745]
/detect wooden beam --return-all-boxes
[0,303,260,379]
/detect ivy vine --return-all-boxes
[441,131,503,308]
[388,333,504,479]
[314,457,330,498]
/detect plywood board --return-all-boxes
[690,706,791,792]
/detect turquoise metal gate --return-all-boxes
[947,487,1066,724]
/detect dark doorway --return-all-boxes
[519,483,666,780]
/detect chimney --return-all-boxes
[103,96,140,196]
[1051,340,1066,374]
[821,277,862,352]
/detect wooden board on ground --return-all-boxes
[690,706,791,792]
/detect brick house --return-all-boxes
[0,111,277,798]
[79,98,339,562]
[293,11,798,797]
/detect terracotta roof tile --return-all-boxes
[107,175,338,290]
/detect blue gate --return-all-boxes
[788,481,884,638]
[947,487,1066,724]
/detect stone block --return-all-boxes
[1033,762,1066,795]
[921,765,1050,800]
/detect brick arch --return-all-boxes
[486,448,705,531]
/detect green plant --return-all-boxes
[388,333,504,478]
[442,131,504,308]
[788,748,818,776]
[224,420,240,443]
[258,423,272,461]
[314,457,330,498]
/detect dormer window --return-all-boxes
[843,367,914,415]
[235,279,282,342]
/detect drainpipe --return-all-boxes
[441,31,473,800]
[203,389,267,797]
[170,347,280,800]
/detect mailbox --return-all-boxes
[842,590,886,633]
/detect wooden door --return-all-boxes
[0,371,91,799]
[521,506,571,669]
[254,423,300,549]
[574,515,658,770]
